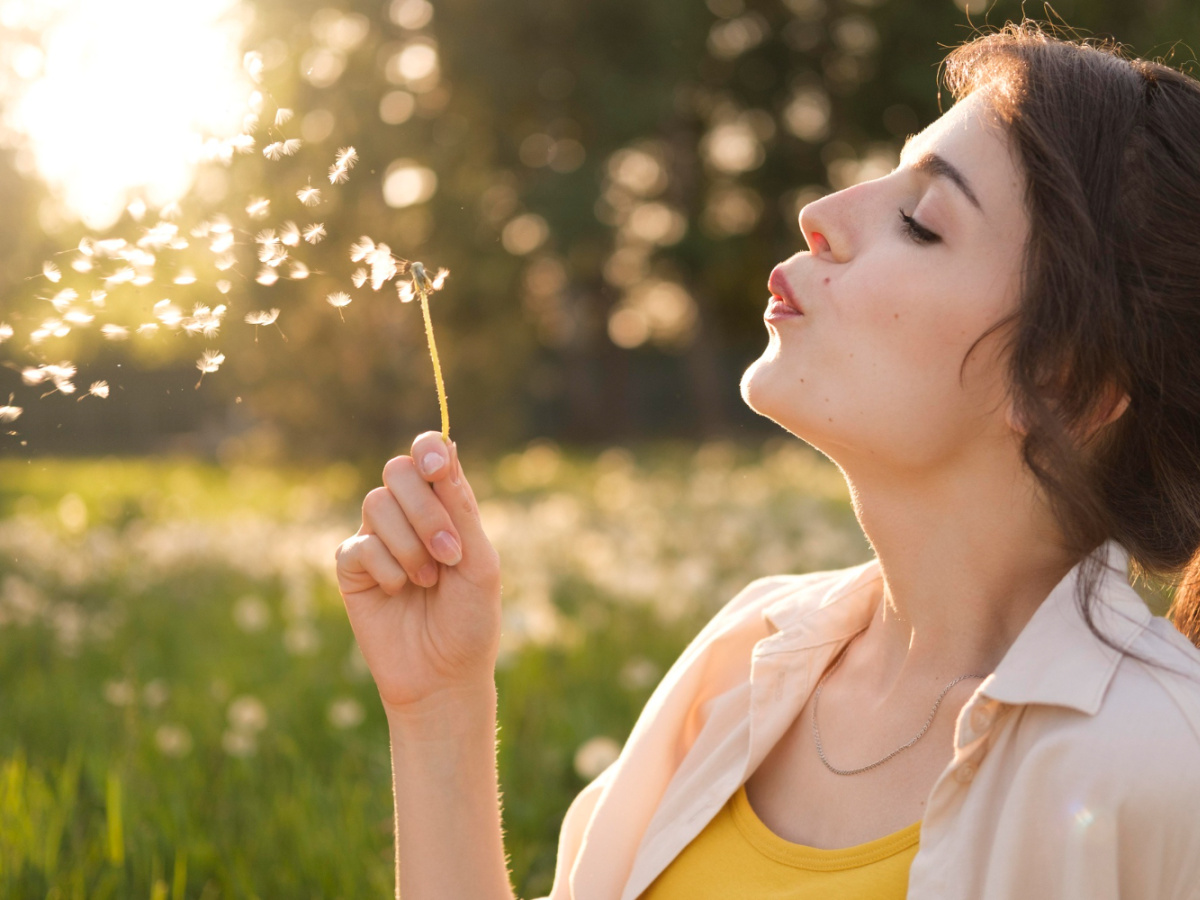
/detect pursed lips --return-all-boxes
[768,267,804,314]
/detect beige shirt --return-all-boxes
[535,540,1200,900]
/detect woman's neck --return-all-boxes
[841,449,1078,695]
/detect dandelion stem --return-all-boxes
[417,280,449,441]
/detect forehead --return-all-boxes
[901,92,1025,223]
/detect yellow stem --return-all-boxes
[418,281,450,441]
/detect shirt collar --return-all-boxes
[760,539,1149,716]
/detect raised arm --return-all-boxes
[335,432,516,900]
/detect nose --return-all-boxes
[798,190,851,263]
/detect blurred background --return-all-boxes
[0,0,1192,896]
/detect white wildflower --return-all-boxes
[328,697,365,730]
[227,695,268,733]
[155,724,193,758]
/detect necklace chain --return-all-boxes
[811,631,987,777]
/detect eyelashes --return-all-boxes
[898,208,940,245]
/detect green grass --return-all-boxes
[0,442,869,897]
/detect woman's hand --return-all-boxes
[335,432,502,719]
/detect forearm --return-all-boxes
[387,682,517,900]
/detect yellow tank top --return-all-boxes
[639,785,920,899]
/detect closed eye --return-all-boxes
[898,208,940,245]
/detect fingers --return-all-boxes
[361,485,442,588]
[408,433,491,571]
[382,454,463,567]
[336,533,410,596]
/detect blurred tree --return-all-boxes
[1,0,1197,460]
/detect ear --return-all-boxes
[1003,383,1130,440]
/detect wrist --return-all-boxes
[384,680,498,741]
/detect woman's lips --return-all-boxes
[767,267,803,314]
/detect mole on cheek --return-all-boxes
[894,313,900,319]
[824,277,830,285]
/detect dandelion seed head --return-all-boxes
[326,291,352,308]
[351,267,368,288]
[101,324,129,340]
[43,261,61,282]
[280,222,301,247]
[302,223,326,244]
[244,308,280,326]
[246,197,271,219]
[88,381,110,399]
[275,107,294,126]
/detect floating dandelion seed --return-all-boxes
[79,381,109,401]
[302,223,326,244]
[328,163,350,185]
[275,107,294,126]
[349,236,374,263]
[89,290,107,306]
[210,231,235,254]
[243,51,264,83]
[136,323,159,336]
[0,397,21,423]
[50,288,77,311]
[216,279,232,294]
[297,183,322,206]
[244,308,285,342]
[101,324,129,341]
[64,309,94,326]
[249,90,264,114]
[336,146,358,168]
[326,291,352,321]
[0,323,12,343]
[228,133,255,154]
[195,350,225,387]
[72,258,93,273]
[127,198,147,221]
[43,261,61,282]
[279,222,301,246]
[351,267,367,288]
[174,269,197,285]
[263,142,284,161]
[246,197,271,219]
[256,268,279,286]
[289,261,309,280]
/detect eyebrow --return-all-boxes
[909,151,983,214]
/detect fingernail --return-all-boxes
[417,563,438,586]
[421,452,445,476]
[450,441,461,486]
[431,530,462,565]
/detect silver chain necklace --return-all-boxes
[812,630,987,776]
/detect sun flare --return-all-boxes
[0,0,252,230]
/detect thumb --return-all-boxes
[428,439,492,573]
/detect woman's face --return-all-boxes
[741,91,1029,472]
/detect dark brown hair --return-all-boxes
[941,22,1200,651]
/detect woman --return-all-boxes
[335,21,1200,900]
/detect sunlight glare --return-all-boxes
[3,0,252,230]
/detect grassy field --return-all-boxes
[0,439,874,899]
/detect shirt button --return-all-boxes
[969,704,995,733]
[954,762,976,784]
